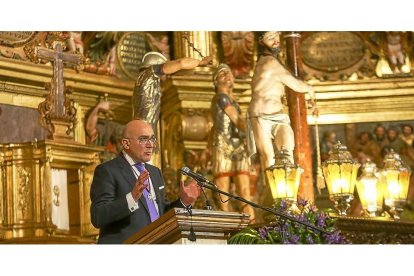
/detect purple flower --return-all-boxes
[298,198,307,207]
[258,227,269,239]
[287,234,300,244]
[306,235,314,244]
[247,199,350,245]
[298,213,307,222]
[281,222,289,232]
[316,213,326,228]
[280,200,288,210]
[324,231,346,244]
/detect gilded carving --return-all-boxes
[63,87,77,135]
[116,32,148,80]
[146,32,170,60]
[343,231,414,244]
[162,111,184,170]
[162,109,210,170]
[221,31,255,78]
[82,163,99,237]
[180,109,209,141]
[38,84,78,138]
[0,31,37,47]
[52,185,60,206]
[36,41,80,140]
[163,167,179,203]
[43,151,54,233]
[0,151,3,225]
[369,32,413,77]
[301,32,372,80]
[0,31,46,61]
[83,32,122,76]
[162,109,211,203]
[173,31,218,66]
[17,167,31,218]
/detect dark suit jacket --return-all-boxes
[90,155,183,244]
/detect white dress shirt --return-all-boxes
[122,151,159,213]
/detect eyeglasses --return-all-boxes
[126,135,157,145]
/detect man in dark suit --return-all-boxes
[90,119,201,244]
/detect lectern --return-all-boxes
[124,208,250,244]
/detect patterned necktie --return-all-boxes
[134,163,159,222]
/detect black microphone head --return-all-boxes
[179,166,190,176]
[181,167,191,174]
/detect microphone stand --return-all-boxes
[201,187,213,210]
[193,179,331,235]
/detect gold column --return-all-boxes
[0,148,4,227]
[173,31,219,66]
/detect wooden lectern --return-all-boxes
[124,208,250,244]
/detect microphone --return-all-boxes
[180,167,214,211]
[179,167,209,183]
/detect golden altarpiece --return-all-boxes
[1,31,414,244]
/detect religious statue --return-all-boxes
[247,31,317,170]
[82,32,121,75]
[209,63,255,222]
[85,101,123,162]
[132,51,211,134]
[384,31,410,74]
[146,32,170,60]
[320,130,337,162]
[66,31,84,55]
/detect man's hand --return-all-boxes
[308,99,319,117]
[179,178,201,206]
[306,86,319,117]
[131,170,149,201]
[97,101,110,112]
[96,101,114,118]
[199,56,213,66]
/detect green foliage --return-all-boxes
[228,199,349,245]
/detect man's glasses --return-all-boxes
[126,135,157,145]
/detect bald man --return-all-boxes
[90,119,201,244]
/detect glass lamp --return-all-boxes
[356,159,383,217]
[322,141,360,215]
[265,147,303,207]
[381,149,411,219]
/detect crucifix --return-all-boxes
[36,40,83,141]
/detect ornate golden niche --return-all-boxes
[0,140,103,243]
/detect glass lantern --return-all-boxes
[265,147,303,208]
[356,159,383,217]
[322,141,360,215]
[381,149,411,219]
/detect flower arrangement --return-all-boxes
[228,199,349,244]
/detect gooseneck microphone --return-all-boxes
[179,167,210,183]
[179,167,213,211]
